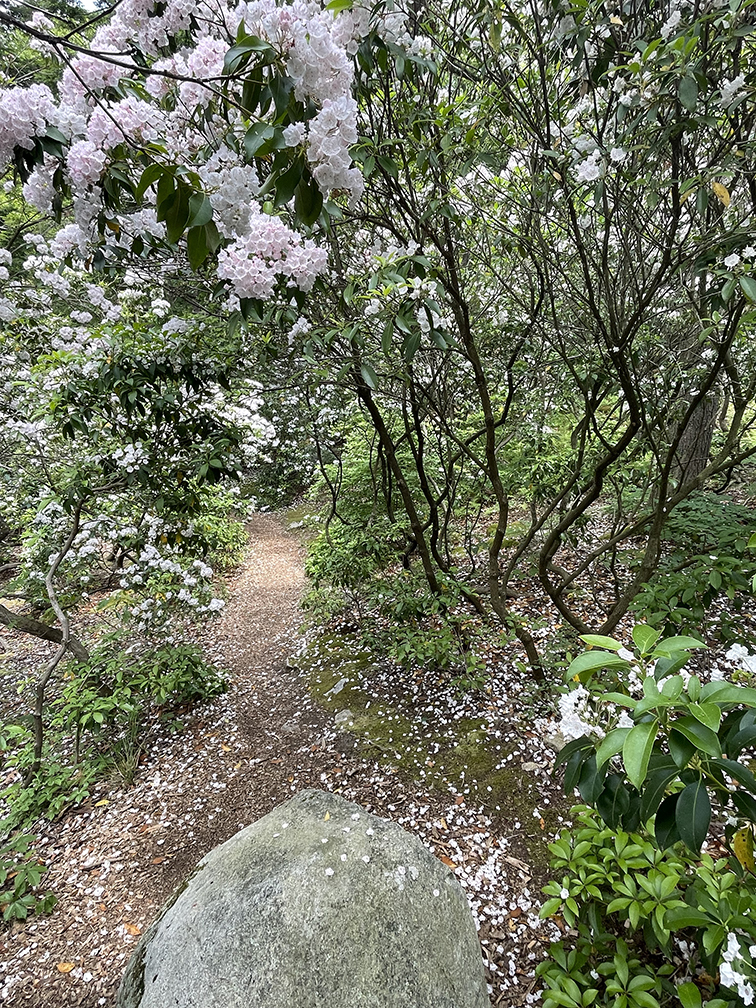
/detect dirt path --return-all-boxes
[1,515,346,1006]
[1,515,552,1007]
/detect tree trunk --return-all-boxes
[0,602,89,661]
[672,395,717,487]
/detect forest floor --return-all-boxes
[0,513,566,1007]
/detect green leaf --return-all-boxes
[632,625,660,654]
[187,193,213,228]
[273,157,304,207]
[554,735,594,770]
[566,650,630,682]
[653,636,705,655]
[136,163,165,200]
[596,727,631,768]
[669,729,697,769]
[623,720,658,789]
[244,123,280,159]
[670,716,721,758]
[688,702,721,732]
[664,906,711,929]
[702,682,756,707]
[186,226,209,270]
[676,779,711,854]
[640,767,680,820]
[596,773,632,829]
[654,793,681,849]
[580,634,623,650]
[578,753,607,804]
[653,653,692,681]
[294,174,323,226]
[740,275,756,303]
[360,363,379,390]
[326,0,353,10]
[224,36,275,75]
[677,983,701,1008]
[678,75,698,111]
[711,758,756,794]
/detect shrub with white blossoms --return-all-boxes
[0,0,387,304]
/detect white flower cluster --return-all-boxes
[720,933,756,1005]
[0,83,56,166]
[725,643,756,675]
[307,95,364,203]
[554,685,605,742]
[14,0,367,267]
[217,210,328,300]
[112,442,150,473]
[721,75,746,108]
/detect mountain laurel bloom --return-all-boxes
[0,83,56,165]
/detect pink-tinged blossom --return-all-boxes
[59,56,133,105]
[87,98,165,149]
[23,163,55,211]
[67,140,107,190]
[217,212,328,299]
[0,84,56,165]
[308,94,363,203]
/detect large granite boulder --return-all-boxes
[117,789,489,1008]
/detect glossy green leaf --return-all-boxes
[688,702,721,732]
[740,275,756,303]
[596,727,631,768]
[678,75,698,111]
[623,720,658,789]
[640,767,680,820]
[632,625,660,654]
[711,758,756,794]
[702,682,756,707]
[186,226,209,270]
[670,716,721,757]
[676,779,711,854]
[654,793,681,849]
[653,636,705,655]
[187,193,213,228]
[566,650,629,682]
[360,363,379,391]
[669,729,696,769]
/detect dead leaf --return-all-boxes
[712,181,730,206]
[94,799,109,807]
[455,796,465,805]
[440,855,457,869]
[56,963,76,974]
[151,857,165,865]
[123,922,141,936]
[323,812,330,821]
[221,744,231,752]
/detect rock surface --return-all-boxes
[116,788,489,1008]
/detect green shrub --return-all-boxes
[630,493,756,642]
[539,622,756,1007]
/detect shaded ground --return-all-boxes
[1,514,560,1007]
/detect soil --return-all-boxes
[0,514,559,1007]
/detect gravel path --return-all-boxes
[1,514,556,1007]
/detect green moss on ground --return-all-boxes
[296,630,563,866]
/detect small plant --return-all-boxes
[0,827,56,922]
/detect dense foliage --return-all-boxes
[0,0,755,1001]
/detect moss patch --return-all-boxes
[299,632,561,864]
